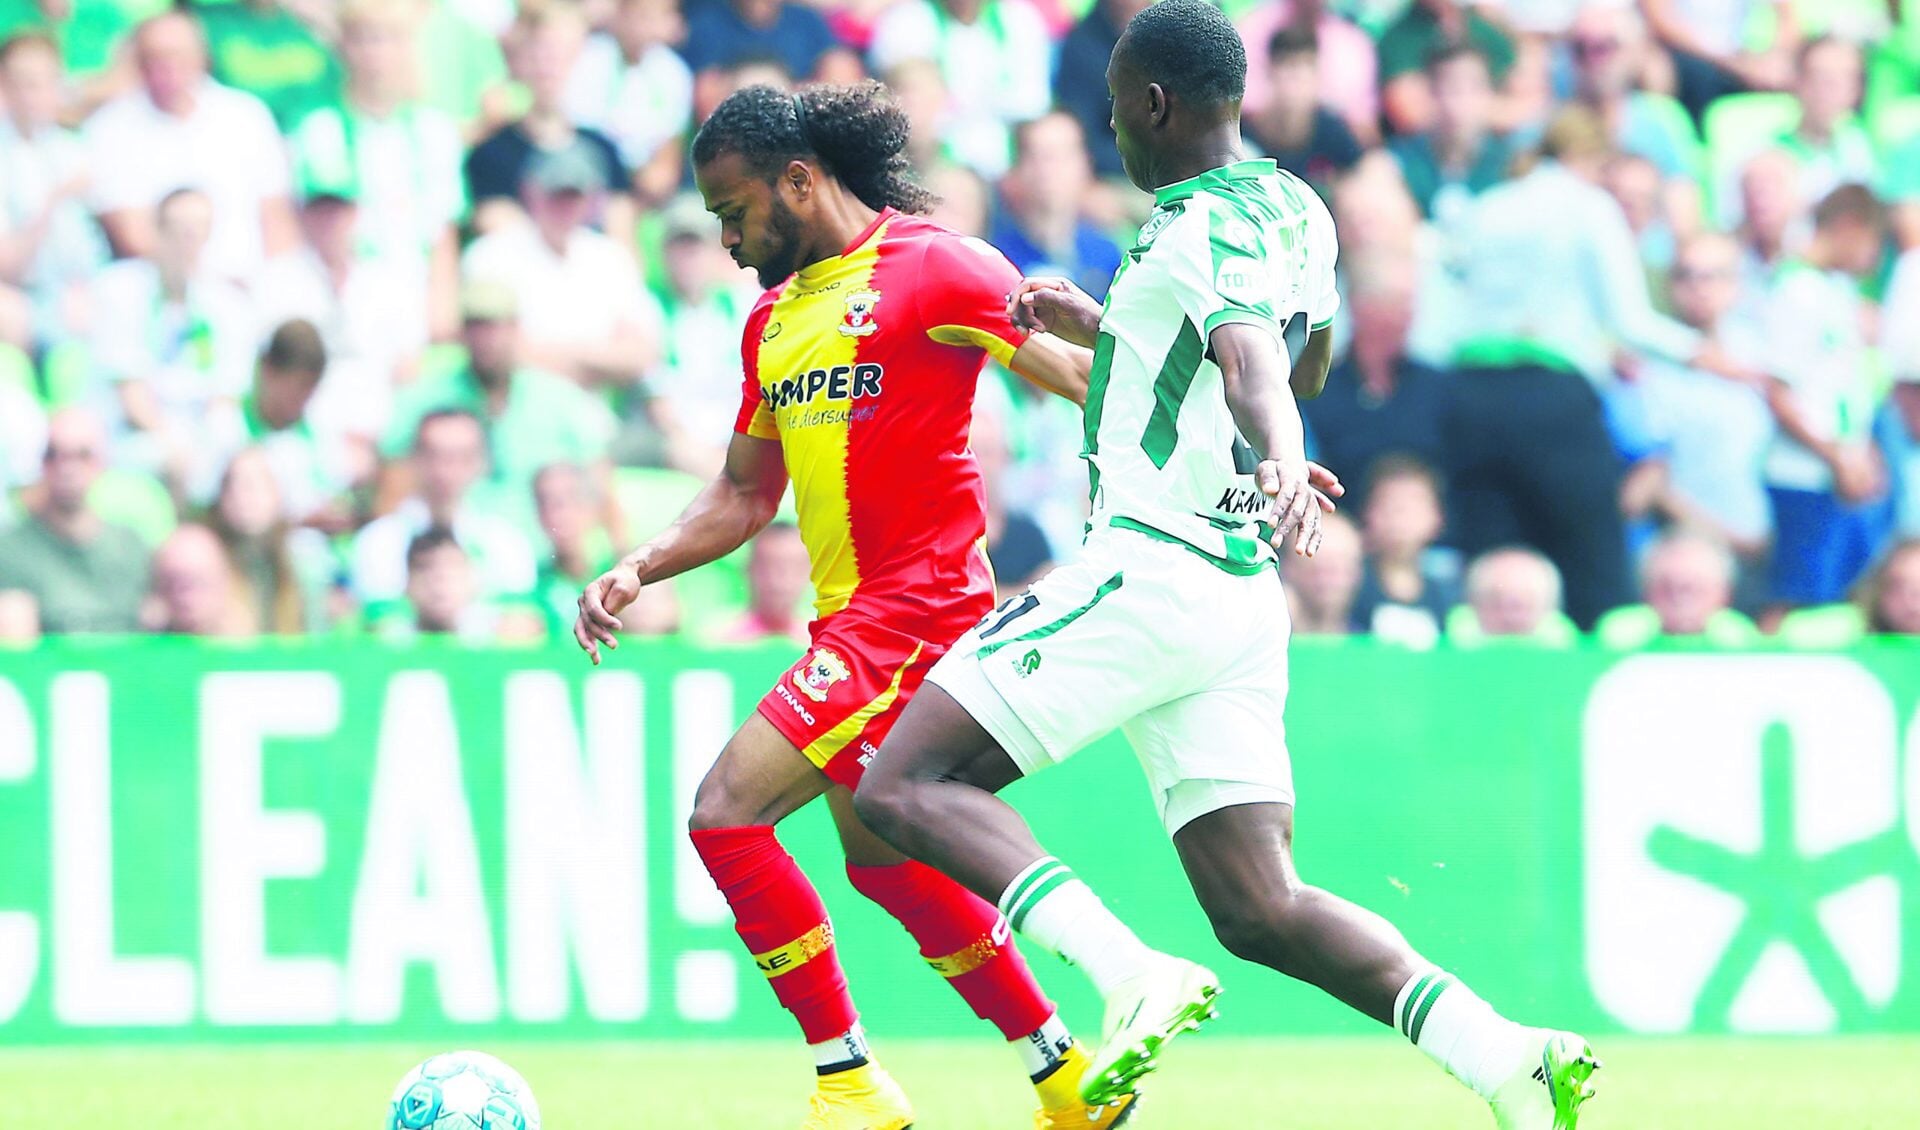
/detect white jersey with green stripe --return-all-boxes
[1082,158,1338,570]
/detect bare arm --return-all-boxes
[260,195,299,259]
[1290,325,1335,400]
[1640,0,1719,58]
[1006,332,1092,406]
[575,432,787,661]
[1212,321,1320,556]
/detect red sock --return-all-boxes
[847,860,1055,1040]
[692,826,858,1044]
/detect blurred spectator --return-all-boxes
[196,0,341,131]
[82,11,295,279]
[0,589,36,642]
[1445,108,1747,629]
[1761,184,1892,611]
[0,371,47,494]
[716,521,813,643]
[254,172,429,445]
[989,112,1122,302]
[206,444,330,635]
[0,30,107,349]
[409,0,513,133]
[1377,0,1517,136]
[381,525,543,642]
[1595,531,1760,647]
[562,0,693,206]
[1863,538,1920,635]
[87,187,254,497]
[1301,251,1446,508]
[1351,455,1460,647]
[0,409,150,634]
[887,58,955,173]
[685,0,859,110]
[1568,3,1702,187]
[870,0,1053,178]
[926,164,991,237]
[1885,248,1920,536]
[971,406,1053,600]
[202,319,365,529]
[352,408,536,606]
[288,0,466,341]
[1244,26,1362,192]
[146,521,253,637]
[1054,0,1149,179]
[466,3,633,236]
[642,194,760,474]
[381,282,619,537]
[1450,546,1576,644]
[530,461,613,639]
[1733,146,1804,302]
[1237,0,1379,146]
[1618,234,1772,579]
[1779,37,1875,202]
[0,0,140,104]
[1284,511,1362,635]
[463,143,664,388]
[1387,42,1514,223]
[1640,0,1797,123]
[1604,152,1676,274]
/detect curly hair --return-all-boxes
[691,81,936,215]
[1118,0,1247,108]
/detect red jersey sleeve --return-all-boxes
[914,233,1025,368]
[734,291,780,439]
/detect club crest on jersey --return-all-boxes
[837,290,881,337]
[794,647,851,702]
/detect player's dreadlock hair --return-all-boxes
[1118,0,1248,109]
[692,82,937,215]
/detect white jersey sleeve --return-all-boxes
[1305,186,1340,331]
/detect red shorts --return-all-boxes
[755,612,949,789]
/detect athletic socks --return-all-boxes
[846,860,1055,1040]
[996,856,1159,997]
[690,825,858,1046]
[1015,1013,1075,1081]
[1394,968,1535,1100]
[809,1023,872,1075]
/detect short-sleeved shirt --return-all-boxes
[1085,159,1339,571]
[734,208,1023,634]
[1762,261,1878,492]
[82,81,291,280]
[464,123,629,209]
[682,0,843,78]
[289,102,467,268]
[197,1,342,130]
[0,515,150,634]
[562,36,694,169]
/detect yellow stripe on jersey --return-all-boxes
[801,641,925,769]
[928,323,1019,367]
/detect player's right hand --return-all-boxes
[574,561,643,666]
[1257,458,1323,559]
[1008,276,1102,347]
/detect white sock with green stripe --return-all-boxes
[1394,969,1532,1101]
[998,857,1157,997]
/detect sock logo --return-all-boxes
[1584,656,1909,1034]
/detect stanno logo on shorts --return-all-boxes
[794,647,851,702]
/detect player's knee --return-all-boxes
[849,775,911,844]
[688,774,753,832]
[1207,891,1309,971]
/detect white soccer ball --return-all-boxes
[386,1050,542,1130]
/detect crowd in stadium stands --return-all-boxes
[0,0,1918,649]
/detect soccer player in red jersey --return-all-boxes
[574,82,1129,1129]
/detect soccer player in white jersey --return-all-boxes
[854,2,1601,1127]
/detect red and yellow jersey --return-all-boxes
[735,208,1024,635]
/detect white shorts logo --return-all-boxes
[1583,656,1905,1033]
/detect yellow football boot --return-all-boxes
[1033,1042,1138,1129]
[800,1061,916,1130]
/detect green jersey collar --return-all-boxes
[1153,159,1276,207]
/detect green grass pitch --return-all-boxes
[2,1036,1909,1128]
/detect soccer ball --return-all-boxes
[386,1050,542,1130]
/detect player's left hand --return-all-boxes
[1257,458,1322,558]
[1305,461,1343,512]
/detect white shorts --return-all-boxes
[928,523,1295,835]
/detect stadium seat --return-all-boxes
[1870,96,1920,154]
[87,469,177,548]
